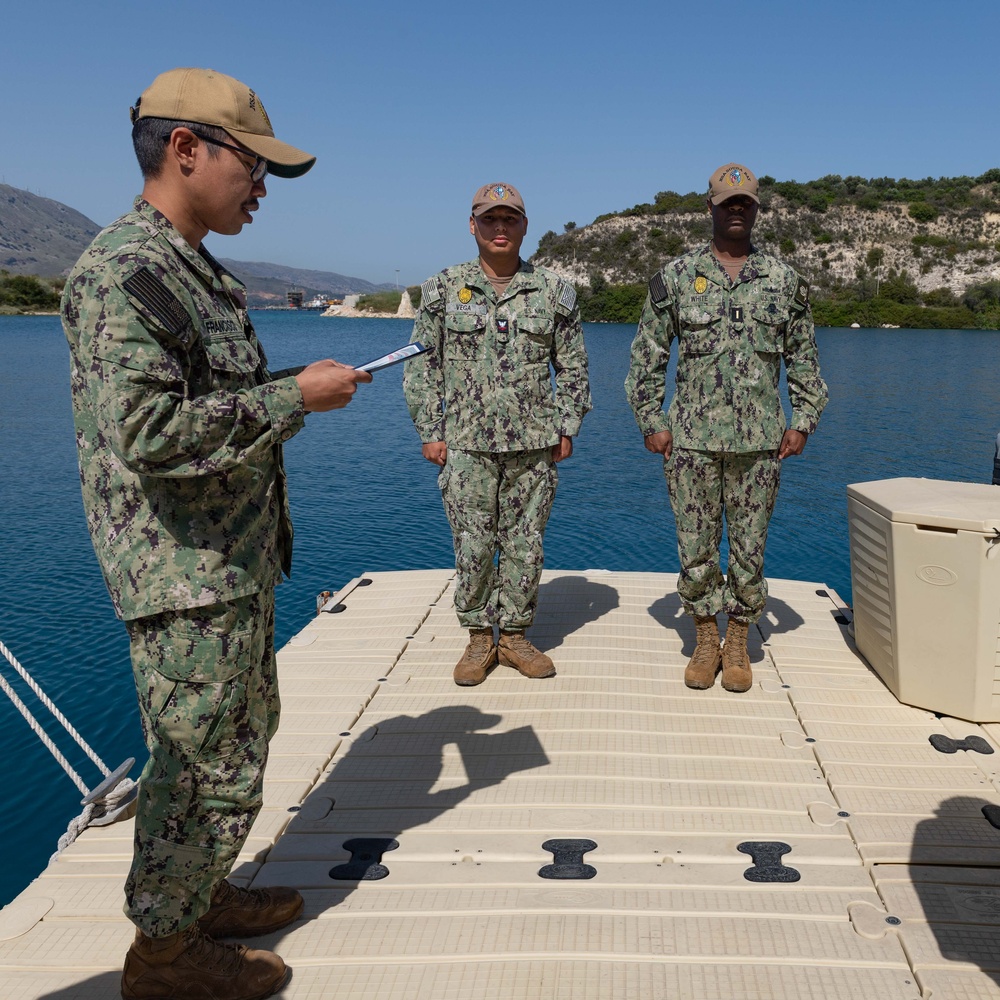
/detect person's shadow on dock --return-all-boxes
[647,591,804,664]
[35,705,548,999]
[257,704,549,972]
[905,793,1000,993]
[533,574,619,651]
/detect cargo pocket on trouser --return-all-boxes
[125,834,229,936]
[132,595,265,762]
[125,593,273,935]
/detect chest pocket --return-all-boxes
[202,330,261,374]
[678,307,722,356]
[516,314,552,363]
[751,300,788,354]
[444,311,486,360]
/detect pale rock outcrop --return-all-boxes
[322,291,416,319]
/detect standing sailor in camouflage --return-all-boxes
[62,68,371,1000]
[626,163,827,693]
[404,183,591,686]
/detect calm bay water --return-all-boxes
[1,311,998,906]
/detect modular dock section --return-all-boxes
[3,569,1000,998]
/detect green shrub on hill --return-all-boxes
[356,290,412,313]
[0,272,62,312]
[561,170,1000,230]
[565,272,1000,330]
[577,273,646,324]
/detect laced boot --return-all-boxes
[453,627,497,686]
[498,630,555,678]
[121,924,287,1000]
[198,880,304,938]
[722,618,753,693]
[685,615,722,689]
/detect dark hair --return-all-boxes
[132,117,228,179]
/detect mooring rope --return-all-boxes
[0,638,136,858]
[0,638,110,780]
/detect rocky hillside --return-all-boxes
[0,185,392,306]
[0,184,101,276]
[217,259,394,307]
[532,172,1000,301]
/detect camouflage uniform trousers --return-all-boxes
[440,448,558,631]
[123,589,280,937]
[665,448,781,624]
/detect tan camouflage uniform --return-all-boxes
[403,259,591,629]
[625,244,828,622]
[62,198,305,936]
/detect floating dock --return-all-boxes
[3,569,1000,999]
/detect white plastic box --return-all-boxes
[847,477,1000,722]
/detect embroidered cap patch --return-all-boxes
[725,167,746,189]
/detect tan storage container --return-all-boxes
[847,477,1000,721]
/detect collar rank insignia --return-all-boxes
[694,275,708,294]
[458,287,473,304]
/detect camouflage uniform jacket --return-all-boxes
[403,259,591,451]
[62,198,306,621]
[625,244,828,452]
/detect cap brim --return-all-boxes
[471,204,526,217]
[710,190,760,206]
[227,128,316,179]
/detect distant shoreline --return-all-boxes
[3,312,996,333]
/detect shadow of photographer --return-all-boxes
[256,703,548,922]
[37,705,550,999]
[902,794,1000,994]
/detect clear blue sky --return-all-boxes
[2,0,996,286]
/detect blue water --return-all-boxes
[1,312,998,907]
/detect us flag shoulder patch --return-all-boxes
[421,277,441,308]
[122,268,194,348]
[649,272,668,304]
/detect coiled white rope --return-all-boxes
[0,638,136,859]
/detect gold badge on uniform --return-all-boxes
[694,275,708,294]
[458,287,473,304]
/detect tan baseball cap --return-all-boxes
[131,68,316,179]
[708,163,760,205]
[471,182,526,217]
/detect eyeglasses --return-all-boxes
[162,131,268,183]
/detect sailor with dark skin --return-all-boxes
[626,161,827,694]
[642,194,807,462]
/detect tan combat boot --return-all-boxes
[121,925,287,1000]
[685,615,722,689]
[453,627,497,686]
[498,630,556,678]
[198,880,304,938]
[722,618,753,693]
